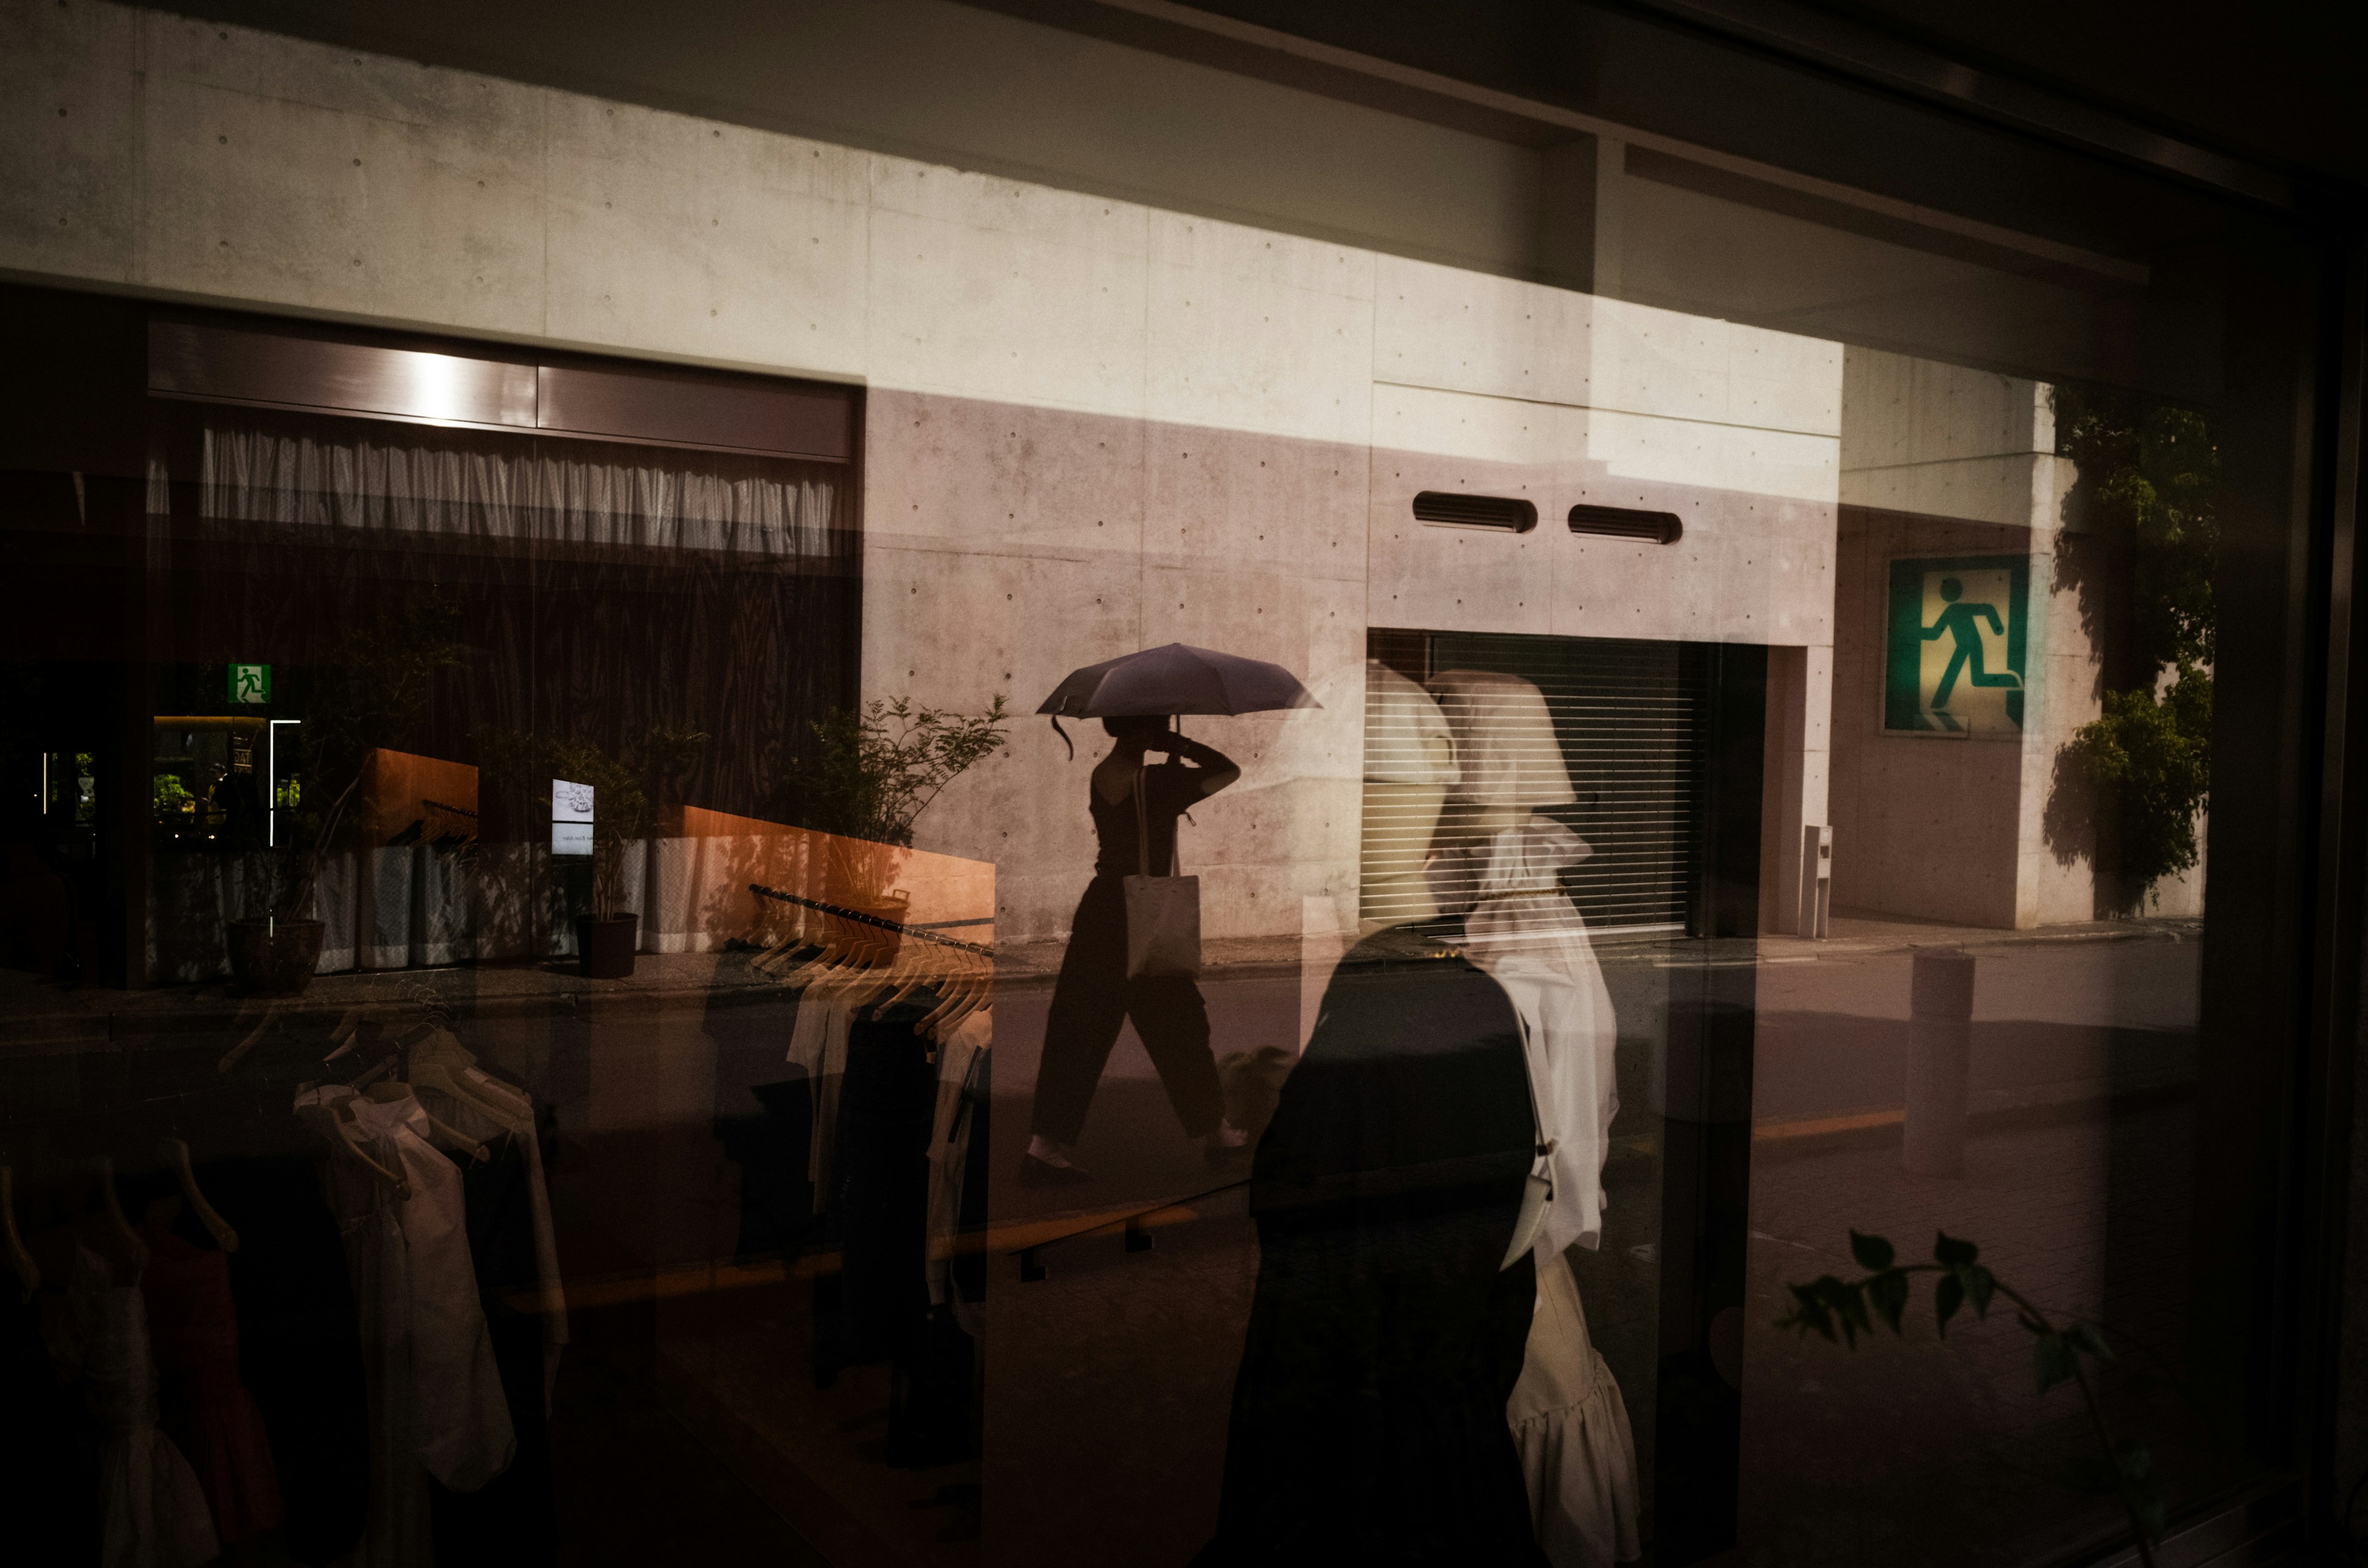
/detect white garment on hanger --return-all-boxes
[785,972,860,1196]
[926,1007,992,1334]
[416,1068,570,1412]
[298,1084,516,1568]
[67,1247,219,1568]
[1508,1250,1643,1567]
[1452,819,1619,1259]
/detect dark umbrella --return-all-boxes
[1037,642,1319,755]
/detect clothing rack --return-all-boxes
[747,884,997,958]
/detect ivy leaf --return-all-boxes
[1832,1280,1872,1348]
[1962,1264,1997,1319]
[1849,1231,1896,1272]
[1933,1231,1979,1269]
[1780,1281,1838,1343]
[2064,1321,2113,1359]
[2033,1332,2077,1394]
[1935,1271,1965,1336]
[1867,1269,1910,1335]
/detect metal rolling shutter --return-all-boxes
[1365,629,1714,933]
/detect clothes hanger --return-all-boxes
[93,1156,149,1279]
[2,1166,38,1303]
[363,1082,489,1163]
[158,1137,239,1252]
[881,946,955,1011]
[918,962,988,1040]
[323,1096,411,1201]
[406,1026,532,1136]
[216,996,289,1074]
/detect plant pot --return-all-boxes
[577,913,639,980]
[227,917,326,996]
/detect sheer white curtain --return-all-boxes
[198,420,836,559]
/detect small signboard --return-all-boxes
[228,663,272,705]
[1884,556,2030,737]
[553,778,594,857]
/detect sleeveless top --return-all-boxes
[1088,762,1201,879]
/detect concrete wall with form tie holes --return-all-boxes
[2,0,1857,943]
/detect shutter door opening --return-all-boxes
[1365,628,1718,935]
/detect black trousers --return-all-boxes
[1030,877,1223,1144]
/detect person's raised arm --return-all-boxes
[1160,735,1242,798]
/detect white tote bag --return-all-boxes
[1122,771,1201,979]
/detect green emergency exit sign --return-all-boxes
[229,663,271,704]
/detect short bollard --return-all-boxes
[1903,947,1975,1176]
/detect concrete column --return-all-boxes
[1534,136,1603,294]
[1758,645,1832,934]
[1593,137,1626,298]
[1903,946,1975,1176]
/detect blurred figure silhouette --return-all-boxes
[1022,716,1246,1185]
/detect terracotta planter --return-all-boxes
[226,917,326,995]
[576,913,639,979]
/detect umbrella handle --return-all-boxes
[1050,715,1074,761]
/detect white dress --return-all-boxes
[67,1247,219,1568]
[298,1084,517,1568]
[1449,819,1621,1260]
[1508,1251,1643,1567]
[413,1061,571,1411]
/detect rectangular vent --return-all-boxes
[1569,504,1684,544]
[1413,491,1537,532]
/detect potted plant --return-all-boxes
[783,696,1010,956]
[485,726,706,980]
[231,601,464,995]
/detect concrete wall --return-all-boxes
[1,0,1841,942]
[1831,346,2202,927]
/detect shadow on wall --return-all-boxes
[2040,744,2126,921]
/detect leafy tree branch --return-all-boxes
[783,696,1011,849]
[1780,1229,2164,1568]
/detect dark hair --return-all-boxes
[1101,715,1170,741]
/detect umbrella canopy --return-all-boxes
[1037,642,1320,718]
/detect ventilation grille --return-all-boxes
[1362,631,1711,933]
[1569,504,1684,544]
[1413,491,1537,532]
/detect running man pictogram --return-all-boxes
[1920,577,2023,707]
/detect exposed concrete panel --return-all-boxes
[0,0,1857,945]
[1160,427,1363,564]
[1147,243,1374,448]
[866,200,1149,417]
[1368,385,1554,638]
[542,96,870,376]
[0,0,139,282]
[1373,252,1843,440]
[140,12,549,334]
[1373,253,1596,407]
[860,535,1140,940]
[1827,343,2203,929]
[865,387,1148,559]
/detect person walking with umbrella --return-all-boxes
[1021,645,1317,1186]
